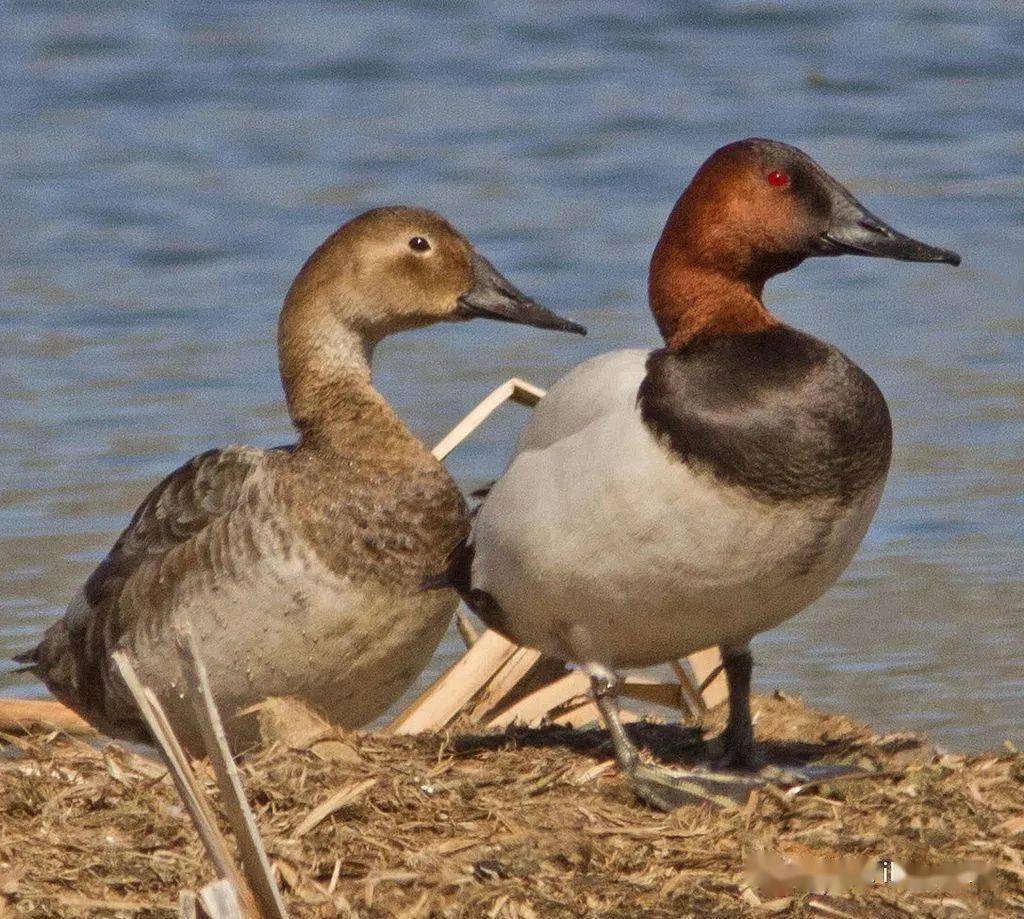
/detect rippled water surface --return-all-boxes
[1,1,1021,750]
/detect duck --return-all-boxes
[16,205,585,755]
[444,139,960,810]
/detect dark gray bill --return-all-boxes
[815,187,961,266]
[455,252,586,335]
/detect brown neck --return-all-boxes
[648,179,780,349]
[649,258,778,349]
[277,298,410,450]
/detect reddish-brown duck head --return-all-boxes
[650,138,960,346]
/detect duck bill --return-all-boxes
[815,188,961,266]
[455,252,586,334]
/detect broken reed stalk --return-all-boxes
[686,647,728,709]
[429,377,545,462]
[110,651,259,917]
[669,661,707,722]
[197,879,247,919]
[390,629,520,734]
[0,697,95,735]
[291,777,377,839]
[176,630,289,919]
[486,670,592,730]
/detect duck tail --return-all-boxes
[13,618,83,701]
[422,537,475,597]
[424,538,520,643]
[11,646,39,674]
[469,482,494,501]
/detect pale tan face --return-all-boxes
[297,206,475,337]
[348,208,478,330]
[285,205,584,343]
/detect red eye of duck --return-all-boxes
[766,170,790,188]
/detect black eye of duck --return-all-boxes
[408,236,431,253]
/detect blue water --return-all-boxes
[1,1,1021,750]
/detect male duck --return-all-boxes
[448,139,959,810]
[18,206,584,753]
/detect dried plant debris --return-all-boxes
[0,694,1021,918]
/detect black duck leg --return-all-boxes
[711,645,758,769]
[709,645,866,787]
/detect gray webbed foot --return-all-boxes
[584,654,865,812]
[627,762,763,811]
[759,761,867,787]
[627,760,867,811]
[586,662,761,811]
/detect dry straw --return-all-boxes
[1,380,1022,916]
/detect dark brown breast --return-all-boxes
[638,325,892,504]
[287,434,469,592]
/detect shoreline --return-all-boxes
[1,692,1021,917]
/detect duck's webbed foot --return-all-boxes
[587,663,760,811]
[627,759,867,810]
[585,651,866,812]
[759,761,867,786]
[701,645,866,791]
[627,761,763,810]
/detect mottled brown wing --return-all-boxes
[19,445,275,731]
[83,446,270,611]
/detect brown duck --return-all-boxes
[17,206,584,753]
